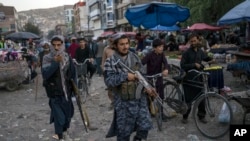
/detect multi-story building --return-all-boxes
[84,0,164,36]
[0,3,20,37]
[64,5,74,35]
[102,0,115,31]
[87,0,104,37]
[73,1,89,36]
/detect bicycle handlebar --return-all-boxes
[73,58,90,65]
[188,69,210,76]
[145,73,162,79]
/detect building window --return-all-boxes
[107,0,113,7]
[104,4,106,10]
[65,10,69,15]
[107,12,113,21]
[0,13,5,22]
[10,24,15,30]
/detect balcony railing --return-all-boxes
[107,20,114,26]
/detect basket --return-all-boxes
[76,63,87,76]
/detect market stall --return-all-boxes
[210,44,238,54]
[226,49,250,82]
[166,55,225,90]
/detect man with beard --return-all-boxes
[104,34,154,141]
[42,35,75,141]
[180,33,213,124]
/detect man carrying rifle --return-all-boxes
[42,35,75,141]
[104,34,155,141]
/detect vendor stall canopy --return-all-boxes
[218,0,250,25]
[125,1,190,29]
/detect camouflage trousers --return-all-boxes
[107,94,152,140]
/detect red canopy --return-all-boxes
[100,31,114,37]
[186,23,222,31]
[117,32,136,37]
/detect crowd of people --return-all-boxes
[0,31,222,141]
[38,31,215,141]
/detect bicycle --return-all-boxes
[73,58,91,103]
[145,73,164,131]
[163,69,233,139]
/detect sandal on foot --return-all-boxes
[52,134,59,140]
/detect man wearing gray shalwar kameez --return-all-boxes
[104,34,153,141]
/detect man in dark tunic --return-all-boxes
[42,35,75,141]
[75,38,96,79]
[104,34,154,141]
[141,38,170,121]
[180,33,213,124]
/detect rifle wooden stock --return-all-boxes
[70,79,89,132]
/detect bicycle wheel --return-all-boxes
[193,92,233,139]
[78,78,87,103]
[154,100,162,131]
[163,81,187,114]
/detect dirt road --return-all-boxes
[0,67,249,141]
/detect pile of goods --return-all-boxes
[211,44,237,49]
[0,61,29,82]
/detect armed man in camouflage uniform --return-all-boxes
[104,34,154,141]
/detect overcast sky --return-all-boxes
[1,0,79,12]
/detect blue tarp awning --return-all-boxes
[218,0,250,25]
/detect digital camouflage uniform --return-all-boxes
[104,51,152,141]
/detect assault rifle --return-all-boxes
[113,59,164,107]
[70,79,89,132]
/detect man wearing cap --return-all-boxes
[42,35,75,141]
[141,38,170,121]
[104,34,154,141]
[38,41,50,70]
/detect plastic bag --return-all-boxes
[218,102,230,123]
